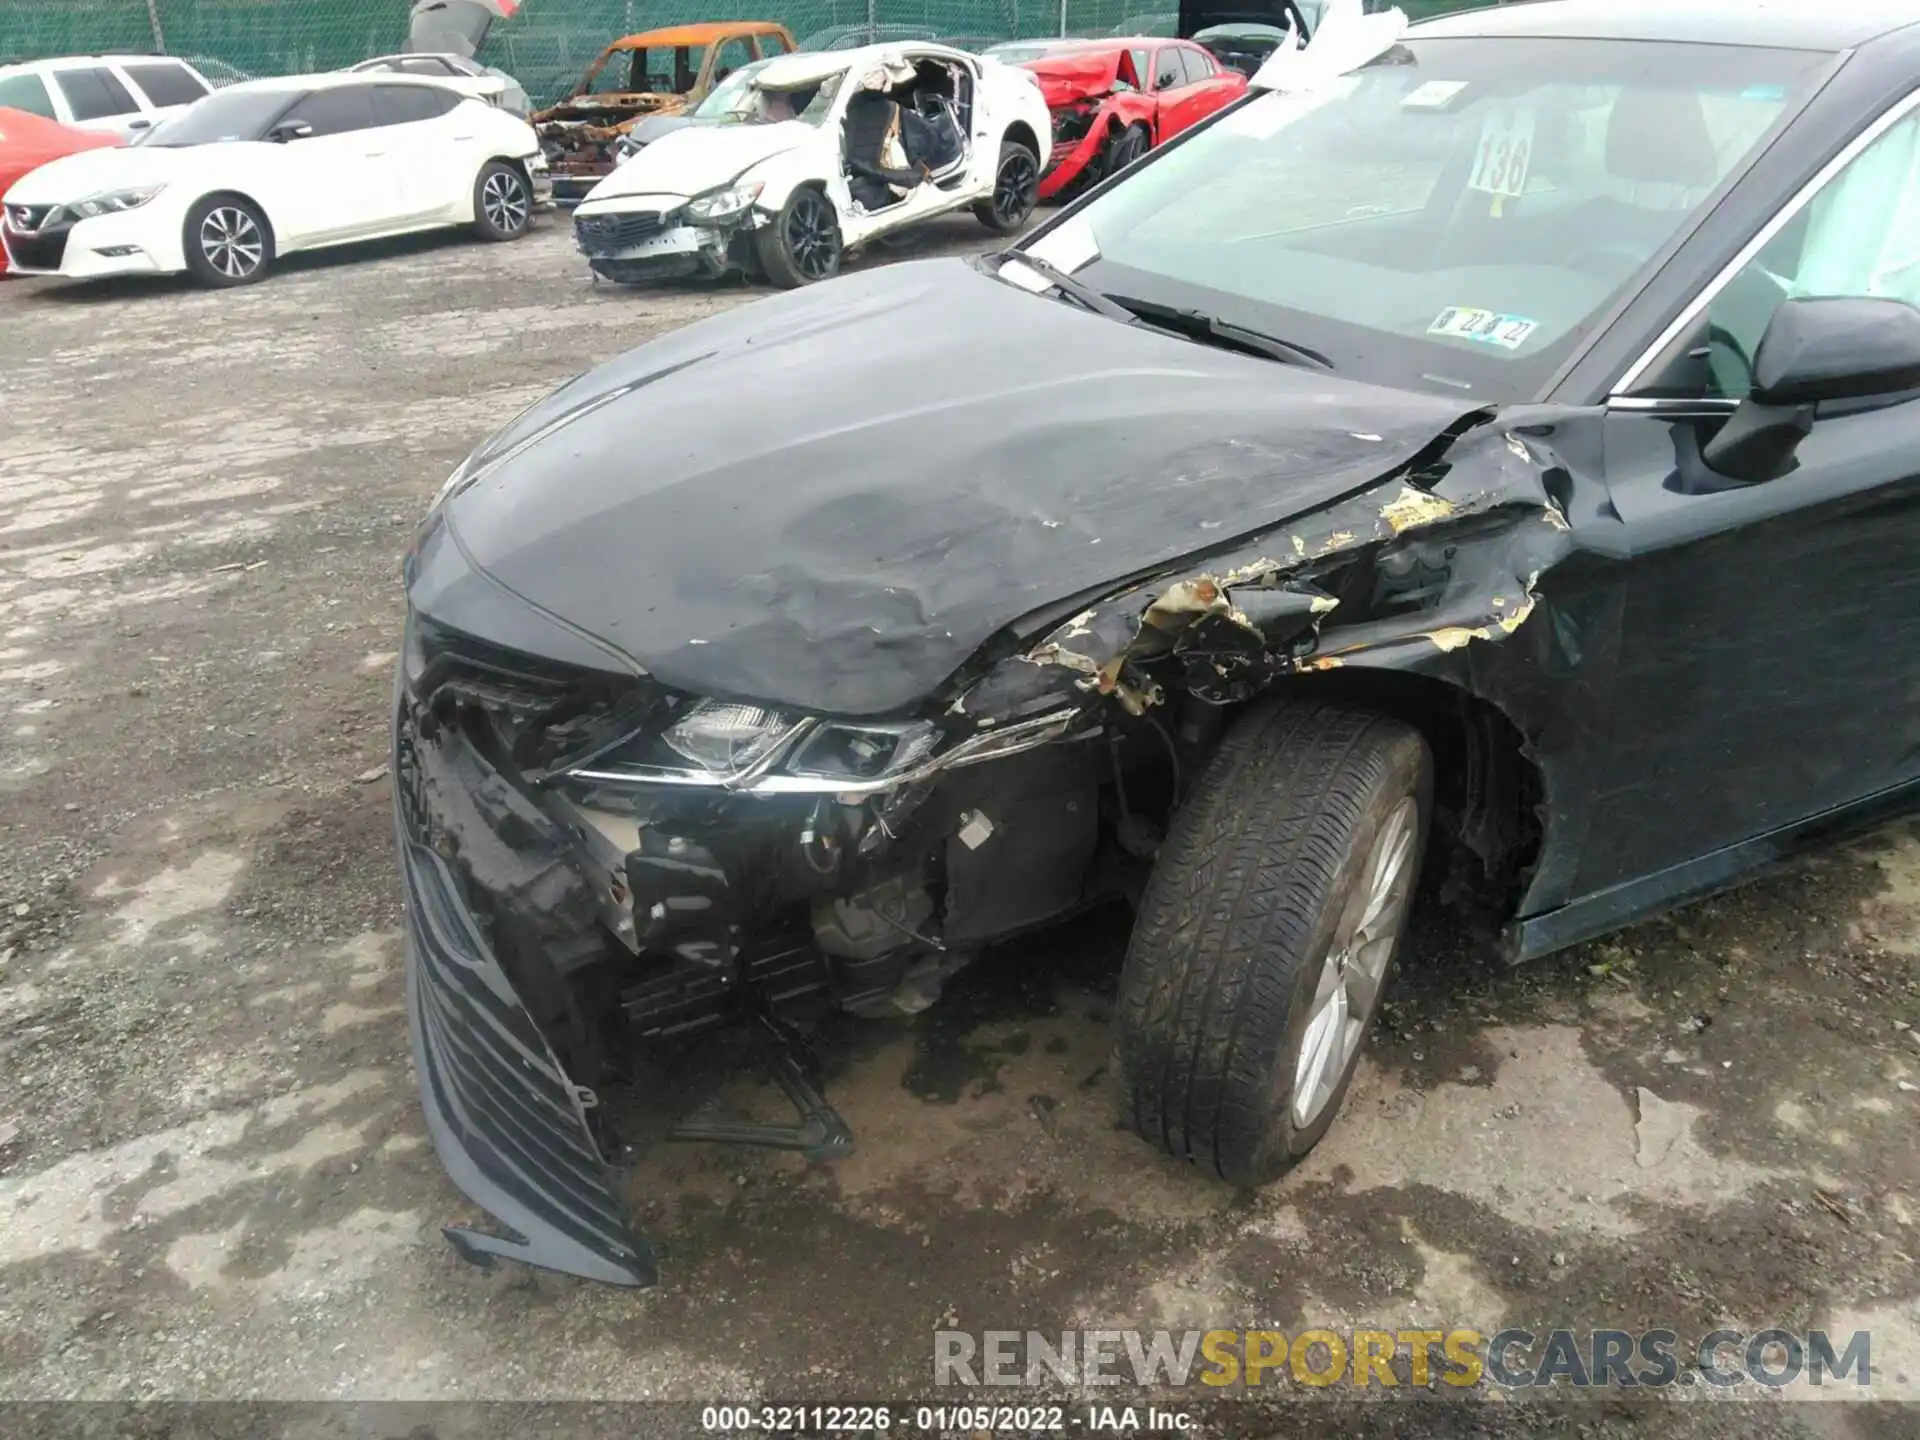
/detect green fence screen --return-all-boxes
[0,0,1495,107]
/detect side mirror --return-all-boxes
[1703,296,1920,482]
[268,119,314,143]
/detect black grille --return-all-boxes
[574,210,669,254]
[3,224,68,271]
[395,723,655,1286]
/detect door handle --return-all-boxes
[452,133,475,141]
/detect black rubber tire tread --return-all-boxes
[754,185,839,289]
[181,192,274,288]
[471,160,533,242]
[972,139,1040,232]
[1116,697,1431,1187]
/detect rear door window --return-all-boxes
[373,84,458,126]
[0,71,56,119]
[53,66,139,121]
[121,61,211,108]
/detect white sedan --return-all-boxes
[2,72,549,287]
[571,43,1051,287]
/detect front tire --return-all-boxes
[472,161,533,242]
[754,186,842,288]
[974,139,1039,232]
[183,195,273,288]
[1116,699,1431,1187]
[1107,123,1150,175]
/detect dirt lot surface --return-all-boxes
[2,218,1918,1438]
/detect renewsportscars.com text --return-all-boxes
[933,1328,1874,1390]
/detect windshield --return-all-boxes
[700,65,845,126]
[1025,36,1831,400]
[143,87,293,146]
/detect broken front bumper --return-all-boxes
[392,699,656,1288]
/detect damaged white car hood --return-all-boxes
[581,123,818,206]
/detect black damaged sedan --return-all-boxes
[393,0,1920,1285]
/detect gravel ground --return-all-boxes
[1,217,1917,1438]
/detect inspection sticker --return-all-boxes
[1428,306,1537,350]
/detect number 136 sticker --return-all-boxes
[1468,106,1535,200]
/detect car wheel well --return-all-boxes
[187,189,277,249]
[1237,672,1543,930]
[1001,120,1040,162]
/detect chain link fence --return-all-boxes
[0,0,1491,106]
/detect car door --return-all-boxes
[1570,91,1920,899]
[115,59,211,128]
[371,83,465,222]
[262,85,396,245]
[1177,45,1242,124]
[47,64,146,136]
[1149,47,1187,143]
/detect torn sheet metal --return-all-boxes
[963,417,1577,716]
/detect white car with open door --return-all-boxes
[571,42,1050,287]
[1,72,549,287]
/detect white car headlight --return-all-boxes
[68,186,164,219]
[660,699,802,772]
[685,181,764,223]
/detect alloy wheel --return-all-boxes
[786,192,840,281]
[200,206,264,281]
[1290,795,1419,1128]
[482,170,530,234]
[994,150,1037,226]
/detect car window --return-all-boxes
[281,85,379,136]
[374,84,457,125]
[753,32,794,59]
[626,46,701,95]
[53,66,139,121]
[1645,108,1920,401]
[1032,36,1828,403]
[1154,49,1184,92]
[1129,48,1151,90]
[711,38,754,84]
[1179,49,1213,85]
[121,62,210,109]
[144,86,294,145]
[0,71,56,119]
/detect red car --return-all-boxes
[0,107,120,275]
[1017,37,1246,202]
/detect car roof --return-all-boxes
[1413,0,1920,52]
[604,22,791,51]
[214,71,469,98]
[0,53,197,72]
[758,41,970,85]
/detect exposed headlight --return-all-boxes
[68,186,164,219]
[685,180,764,223]
[660,699,803,773]
[787,720,940,781]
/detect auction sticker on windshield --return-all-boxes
[1427,306,1536,350]
[1467,105,1534,201]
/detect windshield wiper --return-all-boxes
[1108,295,1336,372]
[987,249,1141,326]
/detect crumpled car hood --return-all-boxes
[1026,50,1140,107]
[431,257,1469,716]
